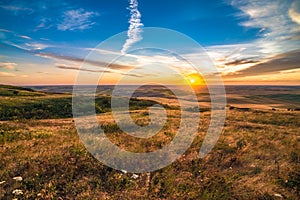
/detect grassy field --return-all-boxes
[0,85,299,199]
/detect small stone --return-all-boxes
[12,189,23,195]
[131,174,139,179]
[121,169,127,174]
[13,176,23,181]
[37,193,42,197]
[0,181,5,185]
[274,193,283,198]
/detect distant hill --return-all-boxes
[0,85,164,120]
[0,84,45,97]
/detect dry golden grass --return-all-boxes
[0,108,299,199]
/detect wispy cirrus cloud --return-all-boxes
[3,40,51,51]
[0,29,52,52]
[0,5,33,12]
[36,52,134,70]
[57,8,99,31]
[0,28,31,40]
[121,0,144,54]
[229,0,300,54]
[0,28,48,52]
[55,63,142,78]
[0,29,12,33]
[55,64,107,73]
[19,35,31,40]
[204,0,300,78]
[36,18,53,30]
[25,42,50,50]
[224,50,300,77]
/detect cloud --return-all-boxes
[2,41,30,51]
[223,59,259,66]
[0,72,16,77]
[0,28,32,40]
[0,62,17,70]
[0,29,12,33]
[289,1,300,25]
[36,52,134,70]
[121,0,144,54]
[57,8,99,31]
[19,35,31,40]
[84,48,122,56]
[55,63,142,77]
[56,64,107,73]
[40,38,50,41]
[3,40,50,51]
[36,18,53,30]
[229,0,300,53]
[224,50,300,77]
[25,42,50,50]
[202,0,300,78]
[0,28,50,51]
[0,5,32,12]
[231,0,293,35]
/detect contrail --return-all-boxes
[121,0,143,54]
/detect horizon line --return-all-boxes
[3,84,299,87]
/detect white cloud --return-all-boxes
[229,0,300,53]
[121,0,144,54]
[25,42,50,50]
[0,5,32,12]
[0,62,17,70]
[199,0,300,76]
[57,8,99,31]
[0,29,12,33]
[289,1,300,25]
[19,35,31,40]
[36,18,53,30]
[3,41,28,50]
[85,48,122,56]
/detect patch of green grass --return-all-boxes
[0,86,167,120]
[0,85,44,97]
[0,123,31,143]
[185,106,211,112]
[279,169,300,195]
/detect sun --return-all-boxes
[186,73,205,86]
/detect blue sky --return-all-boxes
[0,0,259,45]
[0,0,300,85]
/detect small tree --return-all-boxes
[13,90,19,95]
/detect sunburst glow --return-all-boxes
[186,73,205,86]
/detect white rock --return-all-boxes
[131,174,139,179]
[121,169,127,174]
[274,193,283,198]
[13,176,23,181]
[0,181,5,185]
[12,189,23,195]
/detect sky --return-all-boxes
[0,0,300,85]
